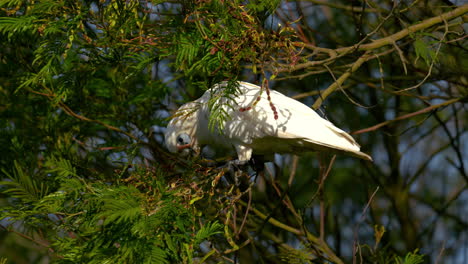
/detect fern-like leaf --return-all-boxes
[44,156,76,178]
[0,16,38,38]
[394,249,425,264]
[144,247,168,264]
[97,187,143,225]
[0,161,48,202]
[194,221,223,245]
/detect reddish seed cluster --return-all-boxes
[240,95,261,112]
[239,107,252,112]
[270,102,278,120]
[239,83,278,120]
[265,87,278,119]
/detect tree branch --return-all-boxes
[242,201,344,264]
[312,52,370,109]
[302,0,379,13]
[338,4,468,52]
[351,98,461,135]
[286,5,467,73]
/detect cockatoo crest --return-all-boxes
[165,81,372,163]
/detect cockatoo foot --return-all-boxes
[229,159,249,167]
[249,155,266,174]
[222,159,248,185]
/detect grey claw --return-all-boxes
[221,159,248,185]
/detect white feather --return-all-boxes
[165,81,372,162]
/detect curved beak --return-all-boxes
[177,143,192,151]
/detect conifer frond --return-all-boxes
[30,0,63,14]
[194,221,222,244]
[394,249,425,264]
[44,157,76,179]
[0,161,48,202]
[0,0,23,8]
[144,247,169,264]
[97,186,143,225]
[207,80,240,132]
[278,243,314,264]
[0,16,38,38]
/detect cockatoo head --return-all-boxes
[164,102,200,156]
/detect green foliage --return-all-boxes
[2,157,222,263]
[206,80,241,132]
[394,250,425,264]
[1,161,49,203]
[194,221,223,245]
[1,0,466,263]
[0,16,38,38]
[278,243,315,263]
[412,33,439,67]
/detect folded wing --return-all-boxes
[224,82,372,161]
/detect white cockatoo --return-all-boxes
[165,81,372,164]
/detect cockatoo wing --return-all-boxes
[216,82,372,161]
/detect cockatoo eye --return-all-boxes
[175,133,192,154]
[176,133,191,146]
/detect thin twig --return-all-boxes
[351,98,461,135]
[236,188,252,236]
[307,155,336,205]
[341,5,468,52]
[435,241,446,264]
[303,0,379,13]
[29,86,139,142]
[288,155,299,186]
[241,201,344,264]
[352,186,380,264]
[396,18,449,93]
[323,64,372,109]
[0,225,50,248]
[433,112,468,182]
[318,154,336,240]
[286,5,468,73]
[312,53,370,109]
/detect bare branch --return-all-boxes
[352,187,380,264]
[351,98,461,135]
[312,52,370,109]
[302,0,379,13]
